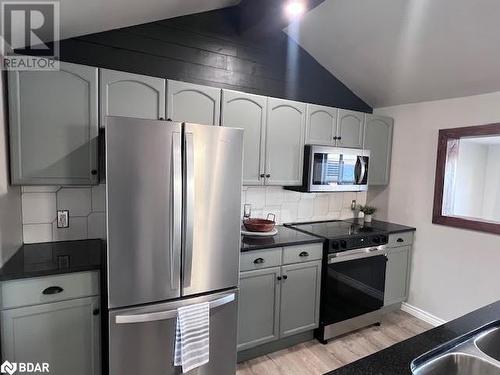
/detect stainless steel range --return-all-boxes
[285,220,389,343]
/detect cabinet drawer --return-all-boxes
[282,243,323,265]
[1,271,100,309]
[387,232,414,248]
[240,248,282,272]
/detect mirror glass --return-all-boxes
[442,135,500,223]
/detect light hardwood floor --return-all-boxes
[236,310,432,375]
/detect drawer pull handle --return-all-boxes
[42,286,64,295]
[299,251,309,257]
[254,258,265,264]
[397,238,404,243]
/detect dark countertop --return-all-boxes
[241,225,324,252]
[0,239,103,281]
[345,218,416,234]
[326,300,500,375]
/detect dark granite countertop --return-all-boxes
[326,300,500,374]
[241,225,324,252]
[0,239,103,281]
[345,218,416,234]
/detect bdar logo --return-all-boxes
[0,361,17,375]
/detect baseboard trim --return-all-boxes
[401,302,447,327]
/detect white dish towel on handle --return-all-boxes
[174,302,210,373]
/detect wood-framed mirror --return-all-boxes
[433,123,500,234]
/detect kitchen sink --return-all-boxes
[476,326,500,361]
[411,321,500,375]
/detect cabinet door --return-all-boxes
[166,80,220,125]
[364,114,394,185]
[280,260,322,338]
[265,98,306,186]
[221,90,266,186]
[305,104,337,146]
[1,296,101,375]
[336,109,365,149]
[8,60,99,185]
[100,69,166,128]
[384,246,411,306]
[238,267,281,351]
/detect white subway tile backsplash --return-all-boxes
[246,187,265,210]
[23,224,53,243]
[88,212,106,239]
[91,184,106,212]
[52,217,88,241]
[22,193,57,224]
[241,187,359,224]
[57,187,92,217]
[297,199,314,219]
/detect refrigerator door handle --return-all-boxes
[171,133,182,290]
[114,292,235,324]
[182,132,194,288]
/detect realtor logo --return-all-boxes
[0,361,17,375]
[0,361,49,374]
[1,1,59,70]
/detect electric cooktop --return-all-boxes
[284,220,388,253]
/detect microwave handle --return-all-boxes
[356,157,367,184]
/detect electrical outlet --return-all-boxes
[57,210,69,228]
[351,200,357,211]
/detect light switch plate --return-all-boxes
[57,210,69,228]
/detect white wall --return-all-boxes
[0,74,22,265]
[369,91,500,321]
[482,145,500,221]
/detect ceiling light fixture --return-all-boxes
[285,1,306,19]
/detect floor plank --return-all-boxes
[236,310,432,375]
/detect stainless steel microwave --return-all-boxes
[288,145,370,192]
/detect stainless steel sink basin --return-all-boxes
[413,353,500,375]
[411,321,500,375]
[476,326,500,361]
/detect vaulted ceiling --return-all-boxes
[286,0,500,107]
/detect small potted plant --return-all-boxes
[360,205,377,223]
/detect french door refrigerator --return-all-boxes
[105,117,243,375]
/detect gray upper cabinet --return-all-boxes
[8,60,99,185]
[337,109,365,149]
[166,80,221,125]
[238,267,281,351]
[265,98,306,186]
[100,69,166,128]
[364,114,394,185]
[280,260,322,338]
[1,296,101,375]
[384,245,411,306]
[221,90,267,185]
[305,104,338,146]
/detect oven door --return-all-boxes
[322,252,387,326]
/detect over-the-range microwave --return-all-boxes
[286,145,370,193]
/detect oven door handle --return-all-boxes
[328,248,387,263]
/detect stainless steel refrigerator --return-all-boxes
[105,117,243,375]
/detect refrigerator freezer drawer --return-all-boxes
[108,289,238,375]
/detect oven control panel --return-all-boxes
[329,234,388,253]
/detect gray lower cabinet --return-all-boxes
[364,114,394,185]
[336,109,365,149]
[280,260,322,338]
[238,267,281,351]
[0,271,101,374]
[265,98,306,186]
[238,244,322,351]
[99,69,166,128]
[221,90,267,185]
[8,60,99,185]
[384,232,413,306]
[166,80,221,125]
